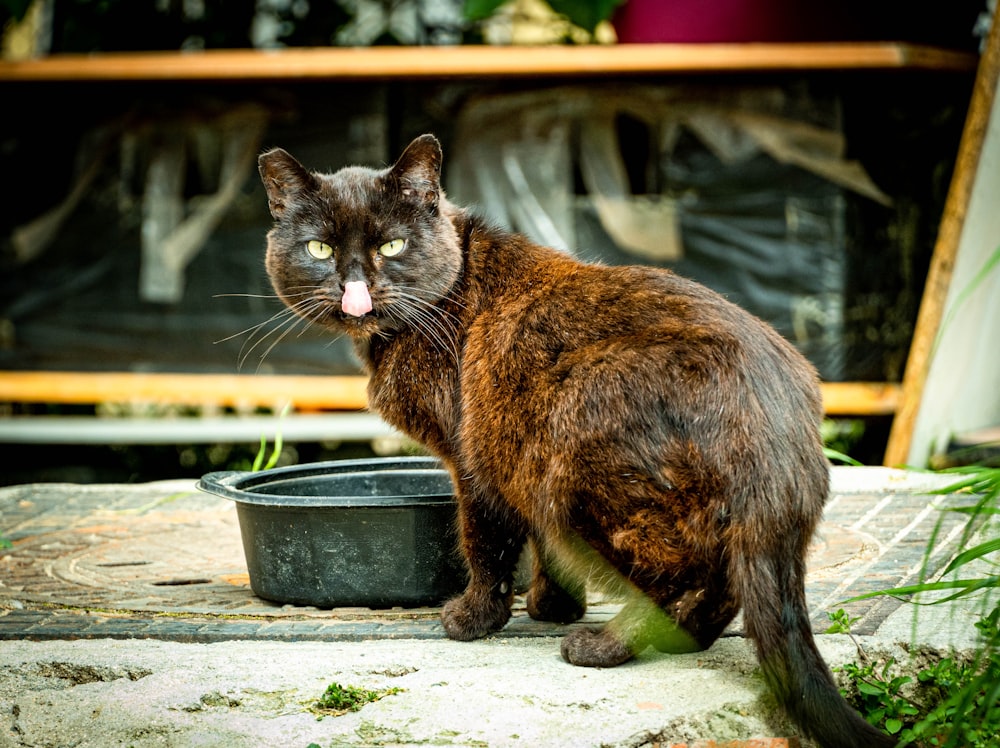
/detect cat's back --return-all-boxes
[461,228,822,440]
[468,233,800,380]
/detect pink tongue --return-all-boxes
[341,281,373,317]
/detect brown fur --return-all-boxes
[258,134,894,748]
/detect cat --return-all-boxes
[258,134,894,748]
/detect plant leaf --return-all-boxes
[844,577,1000,604]
[825,447,864,466]
[264,428,283,471]
[463,0,510,21]
[858,681,886,696]
[251,435,266,472]
[0,0,33,23]
[947,505,1000,516]
[932,244,1000,359]
[547,0,624,32]
[941,538,1000,576]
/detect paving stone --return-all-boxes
[0,472,979,642]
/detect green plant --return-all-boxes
[251,430,283,472]
[0,0,30,24]
[909,620,1000,748]
[464,0,624,35]
[833,606,1000,746]
[831,465,1000,746]
[849,467,1000,607]
[311,682,403,718]
[931,244,1000,362]
[839,656,920,737]
[250,404,290,472]
[826,608,862,636]
[824,446,864,467]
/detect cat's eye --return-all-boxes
[378,238,407,258]
[307,240,333,260]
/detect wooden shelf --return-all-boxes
[0,372,368,411]
[0,42,978,83]
[0,371,900,417]
[0,39,973,446]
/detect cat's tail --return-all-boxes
[730,534,896,748]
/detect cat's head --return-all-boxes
[258,134,462,340]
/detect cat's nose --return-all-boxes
[342,281,373,317]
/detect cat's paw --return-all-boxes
[560,627,634,668]
[441,593,511,641]
[526,581,586,624]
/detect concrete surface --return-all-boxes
[0,467,993,748]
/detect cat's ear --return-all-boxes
[389,134,442,210]
[258,148,315,220]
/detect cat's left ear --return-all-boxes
[258,148,316,220]
[389,134,442,210]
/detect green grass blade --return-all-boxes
[931,472,995,495]
[263,427,283,471]
[947,505,1000,517]
[931,243,1000,360]
[942,538,1000,576]
[251,435,267,472]
[844,577,1000,604]
[825,447,864,466]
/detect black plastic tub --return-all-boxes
[197,457,466,608]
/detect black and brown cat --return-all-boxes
[258,134,894,748]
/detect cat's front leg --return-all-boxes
[441,491,525,641]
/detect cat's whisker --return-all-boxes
[394,285,468,321]
[383,291,462,364]
[283,285,326,296]
[235,296,323,371]
[213,286,323,346]
[212,292,285,300]
[216,306,297,346]
[251,315,312,373]
[236,314,295,371]
[243,305,323,372]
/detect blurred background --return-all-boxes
[0,0,996,483]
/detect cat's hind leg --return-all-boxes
[655,582,738,653]
[525,536,587,624]
[554,534,736,667]
[560,592,703,667]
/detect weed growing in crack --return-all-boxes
[309,682,403,718]
[832,606,1000,745]
[831,465,1000,746]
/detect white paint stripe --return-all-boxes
[849,494,895,531]
[812,495,949,615]
[899,519,970,583]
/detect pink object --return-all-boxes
[611,0,859,43]
[341,281,373,317]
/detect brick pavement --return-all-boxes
[0,471,977,643]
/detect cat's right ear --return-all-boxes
[389,134,443,211]
[258,148,314,220]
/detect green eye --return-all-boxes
[307,240,333,260]
[378,238,406,257]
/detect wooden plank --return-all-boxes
[884,4,1000,467]
[821,382,902,416]
[0,372,368,410]
[0,43,978,83]
[0,370,899,416]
